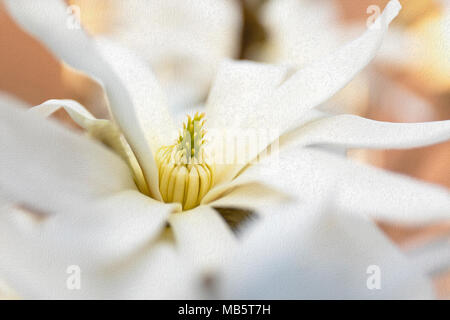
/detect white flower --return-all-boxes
[215,202,435,299]
[68,0,242,111]
[256,0,450,114]
[1,0,449,299]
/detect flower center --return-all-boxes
[156,113,214,210]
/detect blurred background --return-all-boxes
[0,0,448,298]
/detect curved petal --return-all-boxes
[105,244,200,299]
[0,191,179,299]
[283,114,450,150]
[206,1,401,184]
[85,0,242,112]
[0,101,135,217]
[262,0,401,133]
[206,59,292,129]
[31,99,149,194]
[208,0,400,132]
[219,202,433,299]
[3,0,175,199]
[0,190,175,267]
[207,183,290,216]
[214,147,450,225]
[168,206,237,269]
[94,38,176,150]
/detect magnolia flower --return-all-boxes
[256,0,450,114]
[1,0,450,299]
[215,202,434,299]
[67,0,242,111]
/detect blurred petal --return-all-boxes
[207,1,401,184]
[219,202,433,299]
[0,189,175,267]
[206,60,292,184]
[207,183,289,216]
[95,38,176,150]
[31,98,103,125]
[104,244,200,299]
[219,147,450,225]
[3,0,173,199]
[0,201,187,299]
[259,0,401,133]
[78,0,242,111]
[258,0,342,67]
[208,0,400,132]
[30,99,149,194]
[283,114,450,150]
[0,101,135,216]
[168,206,237,269]
[207,60,291,129]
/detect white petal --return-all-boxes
[0,191,178,299]
[30,99,150,194]
[206,183,289,216]
[260,0,401,133]
[168,206,237,269]
[208,0,400,134]
[105,243,201,299]
[0,101,135,217]
[206,59,291,130]
[94,38,176,150]
[30,98,101,124]
[258,0,342,67]
[284,114,450,150]
[206,1,401,184]
[219,202,433,299]
[92,0,242,111]
[223,147,450,225]
[3,0,173,199]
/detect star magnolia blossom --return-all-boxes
[68,0,242,111]
[258,0,450,113]
[1,0,450,299]
[216,202,436,299]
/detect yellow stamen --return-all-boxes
[156,113,214,210]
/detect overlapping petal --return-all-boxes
[208,147,450,225]
[168,206,237,269]
[207,0,402,184]
[218,202,433,299]
[3,0,175,199]
[0,201,187,298]
[0,101,134,216]
[281,114,450,150]
[30,99,149,194]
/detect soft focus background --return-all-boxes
[0,0,449,298]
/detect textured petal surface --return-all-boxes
[81,0,242,111]
[0,100,134,217]
[30,99,149,194]
[206,1,401,184]
[283,114,450,150]
[0,190,180,299]
[3,0,174,199]
[219,202,433,299]
[168,206,237,269]
[211,147,450,225]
